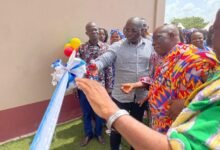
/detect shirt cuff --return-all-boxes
[139,76,153,85]
[95,60,104,71]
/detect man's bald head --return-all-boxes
[126,17,143,29]
[152,24,180,56]
[85,22,99,42]
[85,22,97,31]
[140,18,149,38]
[154,24,179,39]
[123,17,143,44]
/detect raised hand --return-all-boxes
[121,83,134,94]
[75,78,119,120]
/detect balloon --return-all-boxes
[64,43,71,49]
[73,47,79,52]
[64,47,73,57]
[70,38,81,49]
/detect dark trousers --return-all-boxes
[110,98,146,150]
[78,90,103,137]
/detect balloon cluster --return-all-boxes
[64,38,81,57]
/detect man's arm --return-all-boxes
[88,44,118,76]
[104,65,113,94]
[75,78,171,150]
[121,81,146,94]
[113,115,170,150]
[95,43,118,71]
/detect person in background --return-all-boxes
[89,17,154,150]
[190,30,211,51]
[182,29,193,44]
[109,28,125,83]
[178,28,185,43]
[140,18,152,41]
[99,28,109,43]
[75,9,220,150]
[110,29,125,44]
[76,22,113,146]
[206,25,214,49]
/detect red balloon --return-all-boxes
[64,47,73,57]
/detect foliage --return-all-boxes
[171,16,208,29]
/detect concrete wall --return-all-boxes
[0,0,165,111]
[0,0,165,142]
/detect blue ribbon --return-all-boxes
[30,58,86,150]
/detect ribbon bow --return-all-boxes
[30,52,86,150]
[51,52,86,91]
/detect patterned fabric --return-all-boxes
[148,43,218,133]
[76,41,113,89]
[140,51,163,85]
[139,51,163,127]
[168,68,220,150]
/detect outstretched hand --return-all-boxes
[136,97,148,107]
[75,78,119,120]
[121,83,134,94]
[87,63,99,76]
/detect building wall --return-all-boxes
[0,0,165,142]
[0,0,165,110]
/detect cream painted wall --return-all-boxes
[0,0,165,110]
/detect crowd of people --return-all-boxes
[75,9,220,150]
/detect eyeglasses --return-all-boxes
[153,33,169,42]
[124,28,140,33]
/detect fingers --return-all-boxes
[121,83,129,86]
[121,84,133,94]
[168,99,173,105]
[137,101,143,107]
[87,63,97,70]
[168,110,175,120]
[75,78,95,95]
[91,70,98,76]
[76,77,119,120]
[167,109,175,120]
[87,64,98,76]
[167,100,184,120]
[167,109,171,118]
[120,86,128,93]
[140,101,145,107]
[170,114,176,120]
[167,100,173,118]
[136,97,148,107]
[86,70,98,77]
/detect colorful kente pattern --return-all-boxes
[148,43,218,133]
